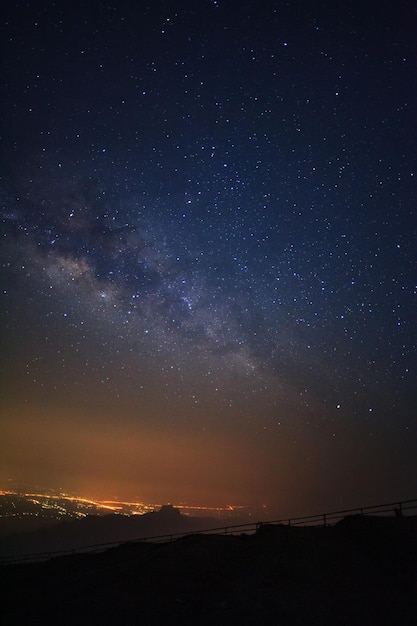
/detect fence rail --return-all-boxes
[1,497,416,565]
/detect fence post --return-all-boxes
[395,503,403,518]
[323,514,327,527]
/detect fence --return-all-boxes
[1,497,416,565]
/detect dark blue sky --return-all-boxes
[1,0,416,514]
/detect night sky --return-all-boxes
[1,1,416,517]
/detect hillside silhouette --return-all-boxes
[0,504,219,559]
[2,514,417,625]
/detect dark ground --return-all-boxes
[2,515,417,625]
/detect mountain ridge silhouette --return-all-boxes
[2,515,417,625]
[0,504,221,558]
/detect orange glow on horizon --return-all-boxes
[0,487,253,518]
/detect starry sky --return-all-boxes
[1,0,416,517]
